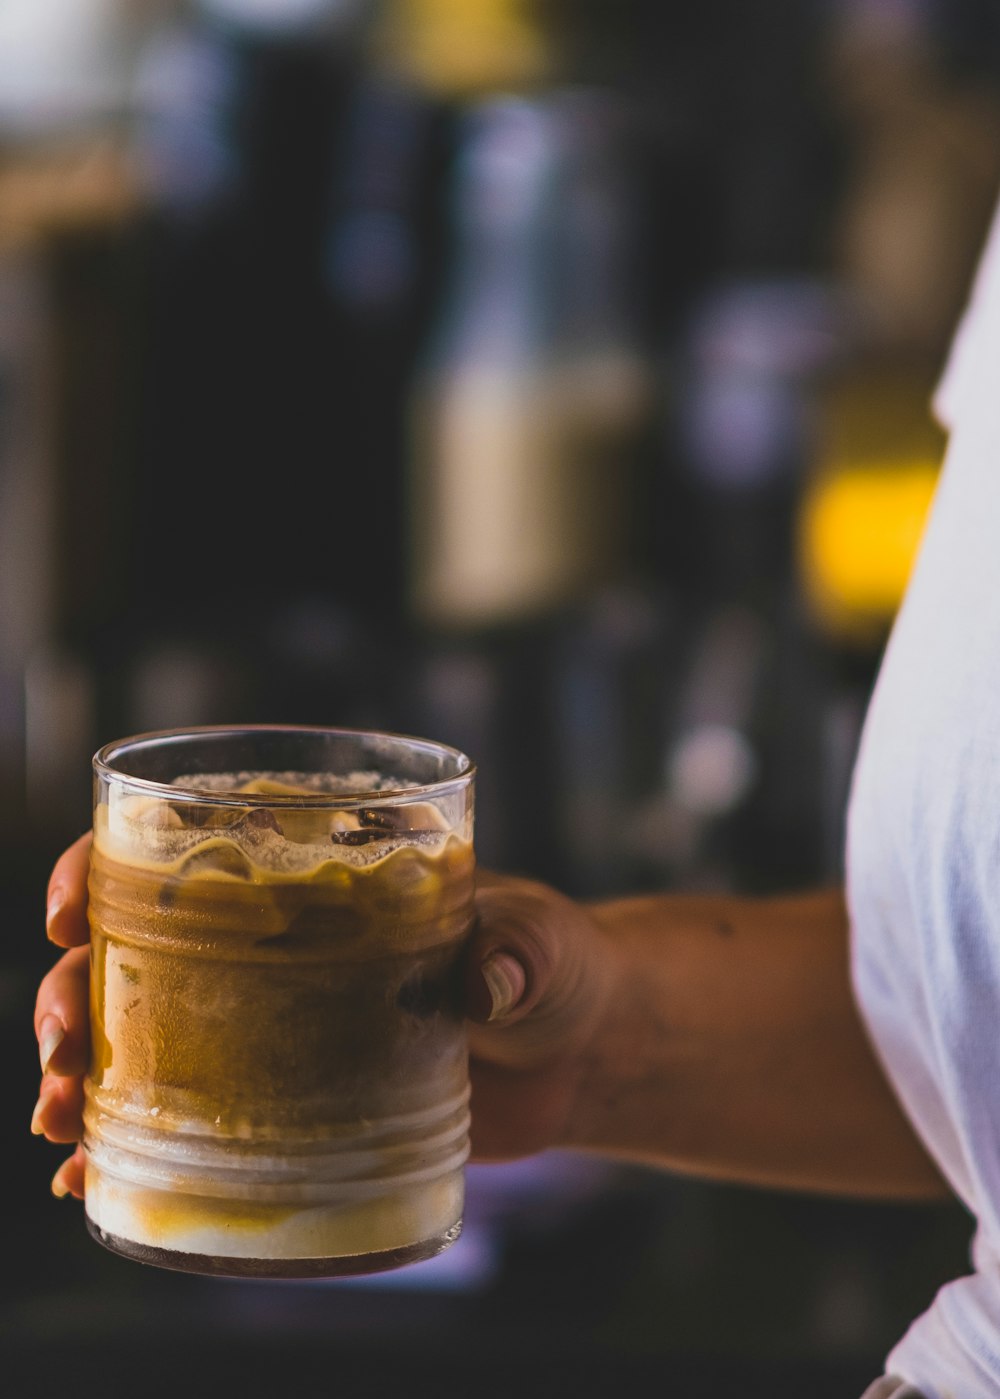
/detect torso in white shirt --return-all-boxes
[848,198,1000,1396]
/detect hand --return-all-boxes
[463,872,620,1161]
[32,842,619,1195]
[33,833,92,1199]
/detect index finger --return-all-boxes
[46,832,93,948]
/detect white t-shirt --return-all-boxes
[848,197,1000,1397]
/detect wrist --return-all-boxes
[558,900,656,1156]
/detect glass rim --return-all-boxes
[93,724,476,808]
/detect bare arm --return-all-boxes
[35,847,946,1205]
[465,879,947,1201]
[567,887,947,1200]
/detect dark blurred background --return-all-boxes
[3,0,1000,1393]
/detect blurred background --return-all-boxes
[3,0,1000,1393]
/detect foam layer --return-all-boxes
[97,769,460,877]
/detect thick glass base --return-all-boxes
[86,1216,462,1279]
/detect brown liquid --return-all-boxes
[88,831,475,1136]
[84,799,474,1268]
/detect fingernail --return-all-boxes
[46,889,65,938]
[39,1015,65,1074]
[482,952,524,1022]
[31,1087,56,1136]
[51,1166,71,1199]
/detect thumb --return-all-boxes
[464,876,563,1027]
[473,949,528,1025]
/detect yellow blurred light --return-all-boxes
[799,458,940,645]
[375,0,549,98]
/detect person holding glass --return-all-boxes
[32,185,1000,1399]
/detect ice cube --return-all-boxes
[227,808,283,837]
[280,808,358,845]
[176,840,253,881]
[116,795,185,830]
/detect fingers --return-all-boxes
[46,831,93,948]
[31,1073,85,1143]
[35,944,90,1078]
[36,847,91,1203]
[464,877,562,1028]
[33,945,89,1160]
[469,869,529,1018]
[467,872,595,1040]
[465,872,619,1085]
[51,1145,85,1201]
[479,950,527,1023]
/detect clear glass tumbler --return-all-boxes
[84,725,475,1277]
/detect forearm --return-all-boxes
[569,888,948,1201]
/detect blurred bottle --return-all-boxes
[123,0,385,634]
[408,92,650,630]
[827,0,1000,358]
[0,0,148,847]
[663,277,845,607]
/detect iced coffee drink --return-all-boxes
[84,727,475,1277]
